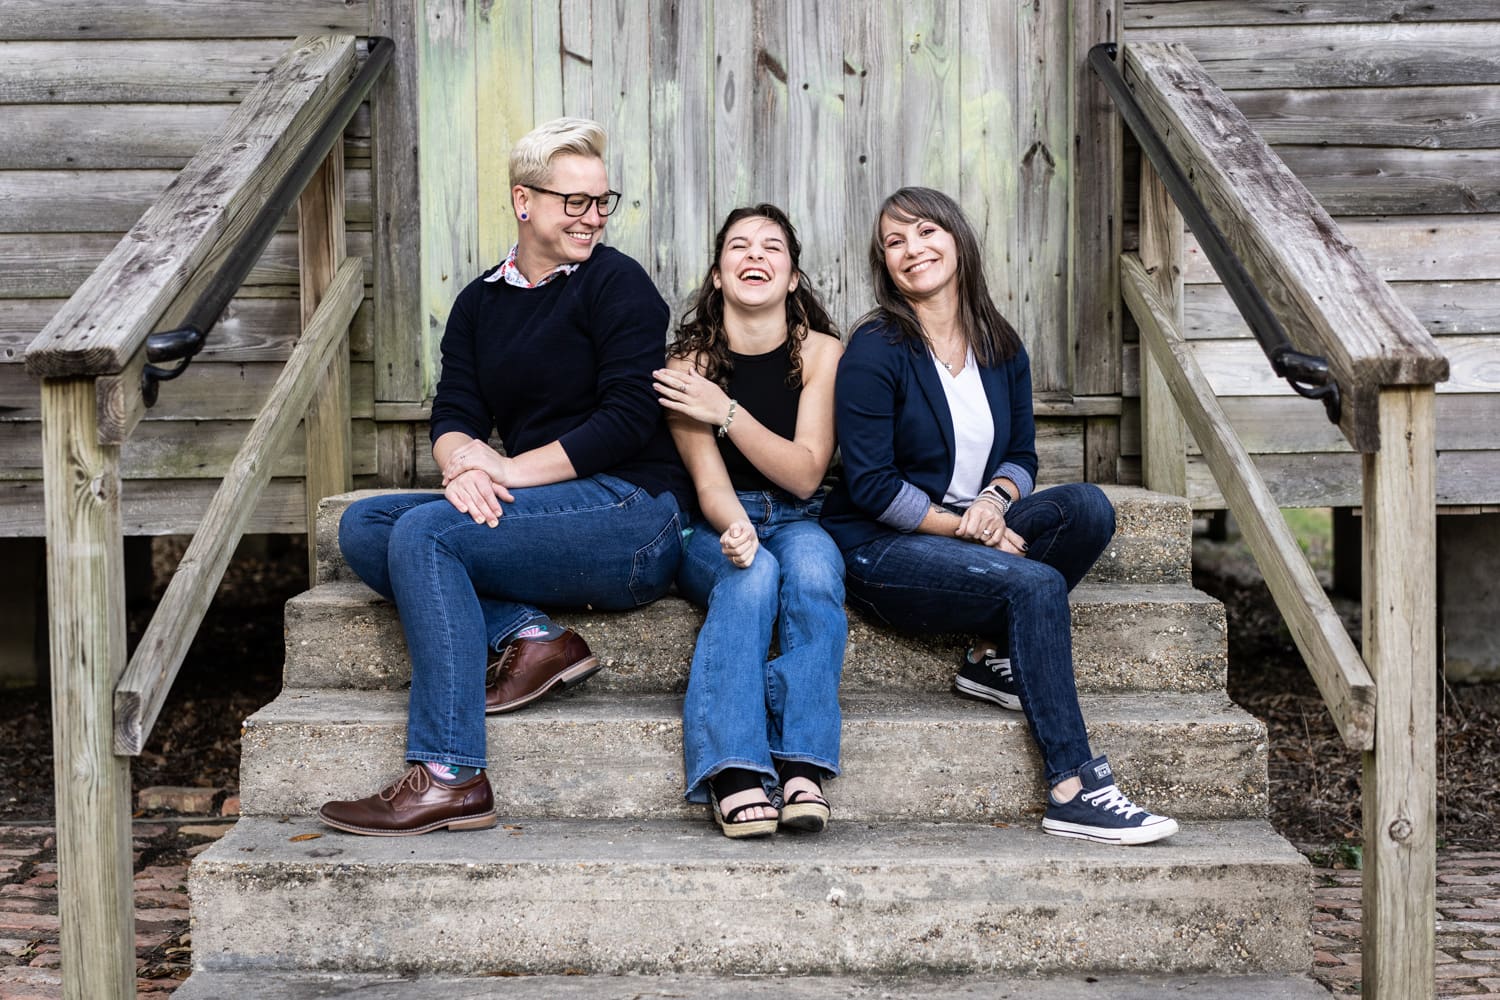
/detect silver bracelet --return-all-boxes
[977,484,1012,516]
[717,399,738,438]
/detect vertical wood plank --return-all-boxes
[377,421,418,489]
[958,0,1020,325]
[1014,0,1071,392]
[844,0,905,329]
[41,377,133,1000]
[1072,0,1123,399]
[1085,415,1120,483]
[300,145,352,582]
[592,0,649,267]
[1361,384,1437,1000]
[787,0,844,325]
[419,0,479,396]
[712,0,756,218]
[371,0,425,483]
[531,1,565,123]
[751,0,791,211]
[560,0,594,118]
[901,0,960,193]
[650,0,712,318]
[1138,156,1187,496]
[477,0,535,267]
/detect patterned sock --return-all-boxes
[506,617,565,643]
[422,761,484,785]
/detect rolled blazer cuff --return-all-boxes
[992,462,1035,500]
[878,481,932,532]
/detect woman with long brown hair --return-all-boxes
[653,204,845,838]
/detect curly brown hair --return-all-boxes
[670,204,839,388]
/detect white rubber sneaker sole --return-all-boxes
[953,674,1022,711]
[1042,815,1180,846]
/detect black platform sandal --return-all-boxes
[776,760,830,833]
[709,768,778,840]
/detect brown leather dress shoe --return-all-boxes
[484,628,601,714]
[318,764,496,837]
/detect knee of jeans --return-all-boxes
[387,498,463,554]
[1016,560,1069,611]
[782,548,845,605]
[1076,483,1117,544]
[339,499,394,579]
[711,549,780,608]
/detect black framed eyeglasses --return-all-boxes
[524,185,622,218]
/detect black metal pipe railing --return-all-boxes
[1088,43,1340,425]
[142,35,393,406]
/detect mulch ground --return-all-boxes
[1,528,1498,997]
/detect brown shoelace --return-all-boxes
[378,764,433,801]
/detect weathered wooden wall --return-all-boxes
[0,1,378,535]
[1121,2,1500,508]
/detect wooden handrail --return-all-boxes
[1122,42,1449,452]
[1122,252,1375,748]
[113,257,362,755]
[23,34,356,379]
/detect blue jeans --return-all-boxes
[841,483,1115,786]
[676,490,847,804]
[338,475,683,768]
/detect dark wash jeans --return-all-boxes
[841,482,1116,786]
[338,475,682,768]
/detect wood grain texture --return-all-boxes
[1275,146,1500,216]
[370,0,425,409]
[1012,0,1070,392]
[1182,215,1500,285]
[1184,449,1499,508]
[476,0,533,268]
[786,0,844,326]
[1361,385,1438,1000]
[650,0,712,318]
[1122,251,1375,748]
[23,35,358,377]
[39,377,134,999]
[1137,159,1188,496]
[957,0,1019,328]
[1141,23,1500,89]
[843,0,905,322]
[1184,280,1500,340]
[592,0,650,268]
[417,0,478,400]
[114,256,362,755]
[1228,85,1500,150]
[0,39,284,103]
[1071,0,1124,397]
[1125,42,1449,451]
[560,0,594,119]
[1126,1,1500,28]
[299,148,354,582]
[0,0,370,40]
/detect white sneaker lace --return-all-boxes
[981,651,1013,682]
[1081,783,1145,819]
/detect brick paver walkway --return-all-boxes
[2,819,1497,997]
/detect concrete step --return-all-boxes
[173,970,1334,999]
[285,580,1227,696]
[188,817,1310,977]
[312,484,1192,588]
[238,689,1266,821]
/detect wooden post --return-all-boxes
[1361,385,1438,1000]
[300,144,352,582]
[41,378,135,1000]
[1137,157,1188,497]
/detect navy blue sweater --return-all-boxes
[429,246,692,507]
[821,318,1039,553]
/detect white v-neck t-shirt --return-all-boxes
[929,346,993,505]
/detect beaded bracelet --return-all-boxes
[718,399,739,438]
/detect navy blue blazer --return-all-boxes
[821,318,1039,553]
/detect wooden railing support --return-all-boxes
[41,378,134,1000]
[300,142,353,582]
[1137,155,1188,497]
[1362,385,1438,1000]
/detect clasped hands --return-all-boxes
[441,439,514,527]
[956,492,1027,555]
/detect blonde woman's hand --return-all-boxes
[654,367,733,427]
[441,438,513,493]
[444,468,508,527]
[956,495,1027,555]
[720,520,759,568]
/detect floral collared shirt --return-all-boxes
[482,244,581,289]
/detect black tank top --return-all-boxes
[718,340,801,493]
